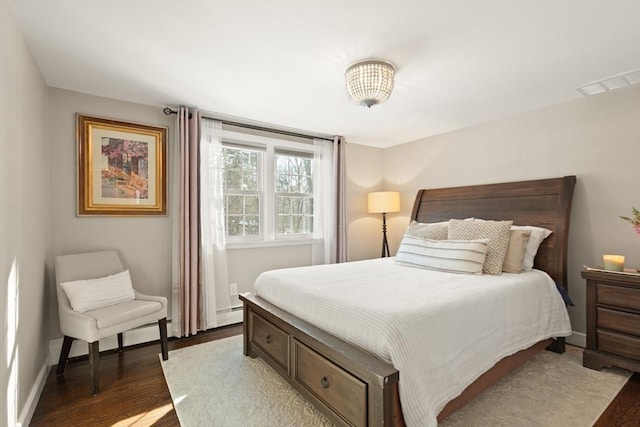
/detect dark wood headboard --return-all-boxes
[410,176,576,289]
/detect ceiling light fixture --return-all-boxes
[345,60,395,108]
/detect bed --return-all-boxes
[240,175,576,427]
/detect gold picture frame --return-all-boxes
[77,114,167,215]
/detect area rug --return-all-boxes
[160,335,629,426]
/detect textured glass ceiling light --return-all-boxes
[345,60,395,108]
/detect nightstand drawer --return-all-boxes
[249,311,290,373]
[598,307,640,337]
[597,283,640,312]
[294,340,367,427]
[598,329,640,362]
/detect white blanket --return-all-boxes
[254,257,572,427]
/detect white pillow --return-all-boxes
[396,236,489,274]
[60,270,136,313]
[511,225,552,271]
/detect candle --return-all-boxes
[603,255,625,272]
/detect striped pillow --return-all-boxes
[396,236,489,274]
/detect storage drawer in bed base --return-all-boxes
[241,292,400,427]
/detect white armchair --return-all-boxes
[54,250,168,395]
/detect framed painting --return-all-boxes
[77,114,167,215]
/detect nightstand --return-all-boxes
[582,268,640,373]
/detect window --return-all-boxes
[221,140,315,244]
[275,151,313,236]
[222,145,261,238]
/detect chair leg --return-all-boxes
[56,336,74,375]
[88,341,100,395]
[117,333,124,351]
[159,318,169,361]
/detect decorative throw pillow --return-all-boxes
[502,229,532,273]
[60,270,136,313]
[405,220,448,240]
[448,219,513,275]
[511,225,553,271]
[396,236,489,274]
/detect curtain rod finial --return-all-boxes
[163,107,192,119]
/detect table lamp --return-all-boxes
[368,191,400,257]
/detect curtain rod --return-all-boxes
[163,107,334,143]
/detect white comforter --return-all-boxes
[254,257,572,427]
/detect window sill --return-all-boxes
[226,238,313,250]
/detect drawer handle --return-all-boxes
[265,334,272,344]
[320,376,330,389]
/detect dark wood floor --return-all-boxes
[31,324,243,426]
[32,326,640,426]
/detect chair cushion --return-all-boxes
[85,300,163,329]
[60,270,135,313]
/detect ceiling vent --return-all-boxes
[575,69,640,97]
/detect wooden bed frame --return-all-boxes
[240,175,576,427]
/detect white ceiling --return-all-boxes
[8,0,640,148]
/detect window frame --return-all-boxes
[219,132,315,248]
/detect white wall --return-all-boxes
[345,143,386,261]
[1,1,50,424]
[383,84,640,341]
[226,244,312,306]
[47,88,175,339]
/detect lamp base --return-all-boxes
[381,212,390,257]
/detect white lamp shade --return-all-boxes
[368,192,400,214]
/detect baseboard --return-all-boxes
[216,307,243,328]
[17,358,50,427]
[48,321,171,365]
[566,331,586,348]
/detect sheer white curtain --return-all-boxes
[200,118,230,329]
[312,136,347,264]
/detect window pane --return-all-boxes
[291,215,302,234]
[242,170,257,190]
[277,215,290,235]
[223,147,260,191]
[241,151,250,168]
[304,215,313,234]
[302,176,313,193]
[276,176,288,193]
[303,197,313,214]
[248,152,258,170]
[222,145,262,239]
[224,169,241,191]
[290,197,302,214]
[277,196,291,214]
[245,216,260,235]
[227,216,241,236]
[245,196,259,215]
[226,195,243,214]
[276,156,287,174]
[275,152,313,237]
